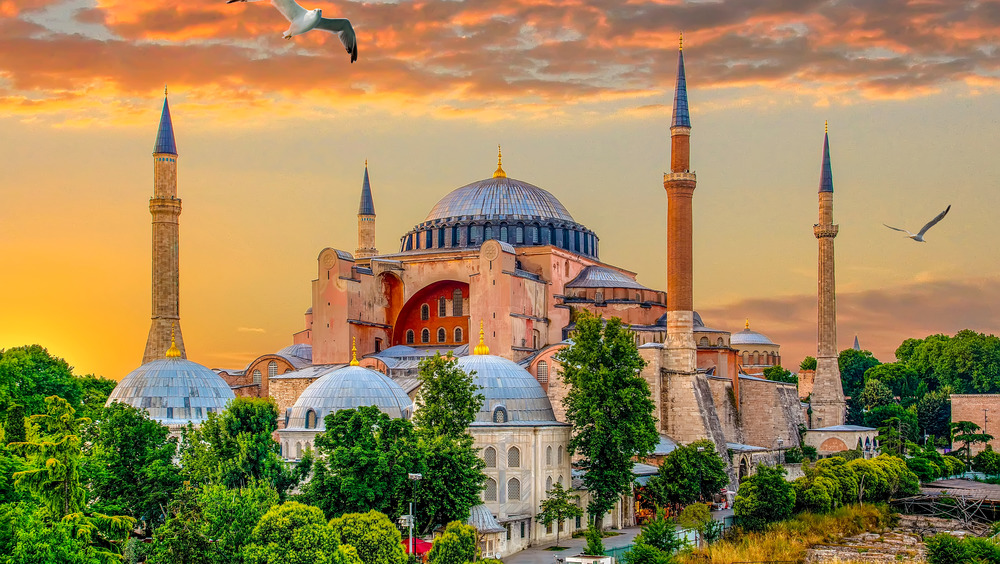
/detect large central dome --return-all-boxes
[426,177,574,223]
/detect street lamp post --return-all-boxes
[408,473,423,556]
[775,438,784,465]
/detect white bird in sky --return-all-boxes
[227,0,357,63]
[883,205,951,242]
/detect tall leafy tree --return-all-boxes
[242,502,361,564]
[411,354,486,533]
[537,482,583,548]
[838,348,881,400]
[83,402,181,527]
[877,417,910,457]
[733,465,795,531]
[799,356,817,371]
[859,379,894,410]
[307,406,421,519]
[555,312,658,528]
[0,345,81,416]
[427,521,478,564]
[3,405,25,445]
[864,363,920,407]
[74,375,117,422]
[200,480,279,564]
[644,440,728,508]
[762,365,796,384]
[951,420,994,468]
[148,484,213,564]
[916,388,952,442]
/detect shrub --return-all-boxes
[925,533,969,564]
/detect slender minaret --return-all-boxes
[356,160,377,259]
[142,88,186,364]
[663,34,697,373]
[811,123,846,427]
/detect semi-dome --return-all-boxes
[284,365,413,431]
[107,357,236,427]
[426,176,574,223]
[277,343,312,363]
[457,354,556,423]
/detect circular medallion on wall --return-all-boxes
[482,241,500,261]
[322,251,336,270]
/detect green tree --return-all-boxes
[733,465,795,530]
[147,484,212,564]
[241,502,360,564]
[0,346,81,416]
[413,354,483,438]
[307,406,421,519]
[838,348,881,399]
[645,440,728,508]
[859,379,894,410]
[973,445,1000,476]
[762,365,796,384]
[624,509,686,564]
[556,312,658,528]
[200,480,279,564]
[583,526,605,556]
[864,363,920,407]
[427,521,477,564]
[951,420,994,469]
[799,356,817,371]
[677,503,713,547]
[916,388,952,442]
[866,404,919,443]
[0,445,26,505]
[411,354,486,533]
[925,533,969,564]
[330,511,405,564]
[537,482,583,547]
[0,502,113,564]
[83,402,181,527]
[74,375,117,422]
[3,405,25,445]
[877,417,910,457]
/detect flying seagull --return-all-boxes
[883,205,951,242]
[227,0,357,63]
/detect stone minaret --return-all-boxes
[810,123,846,427]
[663,34,697,374]
[356,160,377,259]
[142,90,186,364]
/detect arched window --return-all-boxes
[421,328,430,343]
[742,352,749,364]
[485,478,497,501]
[516,225,524,244]
[453,289,463,316]
[421,304,429,321]
[268,360,278,378]
[557,445,564,464]
[699,337,709,347]
[484,225,493,240]
[406,330,415,344]
[439,297,447,317]
[252,369,262,385]
[305,409,317,429]
[500,226,508,241]
[537,361,549,383]
[546,445,553,466]
[558,475,564,486]
[493,406,508,423]
[545,476,553,493]
[717,338,724,347]
[484,447,497,468]
[437,328,446,343]
[508,446,520,468]
[295,442,302,459]
[455,327,464,342]
[507,478,521,501]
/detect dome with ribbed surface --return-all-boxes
[730,328,777,346]
[277,343,312,363]
[284,365,413,431]
[107,357,235,426]
[457,354,556,423]
[426,177,574,222]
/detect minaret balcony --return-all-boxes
[664,172,697,182]
[813,224,839,238]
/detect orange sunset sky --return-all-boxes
[1,0,999,380]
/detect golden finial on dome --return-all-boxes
[165,323,181,358]
[493,145,506,179]
[164,85,168,97]
[679,32,683,52]
[473,321,490,355]
[350,337,360,366]
[745,318,750,330]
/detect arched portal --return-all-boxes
[392,280,471,346]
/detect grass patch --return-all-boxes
[571,529,622,539]
[677,504,894,564]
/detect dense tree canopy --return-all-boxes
[0,346,81,416]
[734,465,795,530]
[556,312,658,527]
[329,511,406,564]
[645,440,728,508]
[241,502,360,564]
[412,354,483,438]
[426,521,477,564]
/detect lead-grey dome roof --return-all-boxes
[284,365,413,431]
[731,328,777,346]
[425,176,574,222]
[457,354,556,423]
[107,358,236,426]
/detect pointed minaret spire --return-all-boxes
[356,160,378,260]
[671,34,690,129]
[853,335,860,351]
[154,88,177,156]
[819,121,833,193]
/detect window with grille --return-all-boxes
[268,361,278,378]
[455,327,463,342]
[485,478,497,501]
[439,297,447,317]
[545,476,552,493]
[557,446,563,464]
[453,289,463,316]
[252,369,262,385]
[421,304,429,320]
[484,447,497,468]
[521,522,525,538]
[305,410,317,429]
[406,330,415,344]
[546,446,552,466]
[438,328,446,343]
[508,447,520,468]
[537,361,548,383]
[507,478,520,501]
[421,329,430,343]
[295,442,302,458]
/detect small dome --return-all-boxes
[285,365,412,431]
[426,176,574,223]
[730,328,777,346]
[277,343,312,362]
[107,357,235,426]
[457,354,556,423]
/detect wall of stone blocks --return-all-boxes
[739,378,805,449]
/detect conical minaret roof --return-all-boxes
[359,161,375,215]
[671,36,691,128]
[153,90,177,156]
[819,124,833,193]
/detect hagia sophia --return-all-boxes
[105,39,876,554]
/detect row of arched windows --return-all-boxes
[483,477,522,501]
[544,475,565,492]
[405,327,464,344]
[544,444,564,466]
[401,221,598,258]
[282,440,312,460]
[483,446,522,468]
[697,337,727,348]
[740,351,780,366]
[252,360,282,386]
[420,290,465,321]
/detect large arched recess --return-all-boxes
[392,280,470,347]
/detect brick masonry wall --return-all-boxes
[950,394,1000,455]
